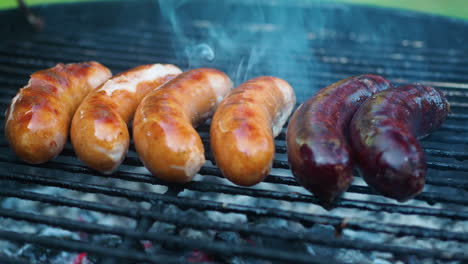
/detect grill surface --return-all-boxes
[0,0,468,263]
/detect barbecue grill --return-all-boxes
[0,0,467,263]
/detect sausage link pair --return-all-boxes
[350,84,449,201]
[71,64,182,174]
[210,76,296,186]
[133,68,233,183]
[287,75,392,204]
[5,62,111,164]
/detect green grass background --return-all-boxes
[0,0,467,20]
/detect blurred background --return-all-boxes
[1,0,468,20]
[0,0,467,263]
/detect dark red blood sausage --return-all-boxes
[350,84,449,202]
[287,75,392,204]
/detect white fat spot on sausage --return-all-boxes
[94,143,126,164]
[217,119,230,133]
[7,79,33,123]
[413,96,423,108]
[168,151,204,179]
[99,64,182,96]
[6,93,21,123]
[208,74,233,105]
[54,133,66,150]
[271,78,296,137]
[88,70,111,89]
[93,118,122,142]
[169,164,186,171]
[273,78,294,104]
[185,151,205,178]
[27,109,52,131]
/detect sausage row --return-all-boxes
[5,62,449,206]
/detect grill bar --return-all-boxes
[0,230,183,264]
[12,34,468,78]
[113,23,468,54]
[4,39,468,86]
[0,47,159,72]
[1,65,468,112]
[183,182,468,221]
[2,171,468,246]
[440,124,468,132]
[36,27,468,66]
[1,1,467,262]
[270,154,468,173]
[2,181,468,230]
[0,88,464,115]
[426,161,468,172]
[0,210,334,264]
[40,149,468,219]
[2,143,468,200]
[1,192,467,262]
[424,148,468,160]
[0,68,446,99]
[0,255,27,264]
[53,153,468,219]
[423,134,468,144]
[2,149,467,207]
[0,59,466,93]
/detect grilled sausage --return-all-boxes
[350,84,449,202]
[133,68,233,183]
[210,76,296,186]
[286,74,392,204]
[71,64,182,174]
[5,62,111,164]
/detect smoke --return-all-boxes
[157,0,331,101]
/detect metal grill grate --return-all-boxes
[0,1,467,263]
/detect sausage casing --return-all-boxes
[210,76,296,186]
[5,62,111,164]
[133,68,233,183]
[71,64,182,173]
[286,74,392,204]
[350,84,449,201]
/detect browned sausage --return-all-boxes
[133,68,233,183]
[71,64,182,173]
[210,76,296,186]
[350,84,450,201]
[286,75,392,204]
[5,62,111,164]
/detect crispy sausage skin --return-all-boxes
[5,62,111,164]
[350,84,449,202]
[286,75,392,204]
[133,68,233,183]
[71,64,182,174]
[210,77,296,186]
